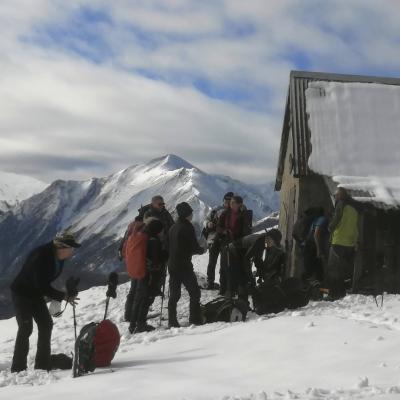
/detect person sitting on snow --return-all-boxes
[10,231,80,373]
[256,229,285,285]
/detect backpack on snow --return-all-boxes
[251,278,310,315]
[202,296,248,323]
[280,278,309,309]
[123,221,149,279]
[251,283,287,315]
[73,274,121,378]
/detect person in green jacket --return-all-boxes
[327,187,359,299]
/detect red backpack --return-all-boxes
[123,221,149,279]
[93,320,120,367]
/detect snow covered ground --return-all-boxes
[1,254,400,399]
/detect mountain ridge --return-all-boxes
[0,154,278,318]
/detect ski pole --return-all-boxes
[72,302,77,342]
[103,297,110,321]
[159,269,168,327]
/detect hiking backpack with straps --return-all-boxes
[202,296,248,323]
[123,221,149,279]
[73,274,121,378]
[292,214,314,243]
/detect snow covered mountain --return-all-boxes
[0,155,278,317]
[0,171,47,213]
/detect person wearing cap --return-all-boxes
[168,202,205,327]
[256,229,286,285]
[10,231,81,373]
[327,187,359,300]
[128,218,168,334]
[202,191,234,290]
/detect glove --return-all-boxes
[106,272,118,299]
[64,293,79,306]
[65,276,80,298]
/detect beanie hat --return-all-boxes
[223,192,234,200]
[144,217,164,236]
[176,202,193,219]
[53,231,81,248]
[265,228,282,246]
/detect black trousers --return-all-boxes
[124,279,137,322]
[226,246,248,299]
[219,246,228,295]
[327,245,355,299]
[129,277,155,330]
[168,269,201,325]
[11,292,53,372]
[206,240,221,284]
[124,267,165,321]
[302,241,324,283]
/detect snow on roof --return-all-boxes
[306,81,400,208]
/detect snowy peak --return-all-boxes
[145,154,197,172]
[0,171,47,213]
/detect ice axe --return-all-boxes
[104,272,119,320]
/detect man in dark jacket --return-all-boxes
[128,218,168,334]
[202,192,233,290]
[217,196,252,297]
[10,231,80,373]
[168,202,204,328]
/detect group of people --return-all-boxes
[295,187,359,299]
[119,192,255,333]
[8,186,359,373]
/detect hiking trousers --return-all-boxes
[168,269,201,325]
[327,245,355,299]
[129,277,155,331]
[207,240,221,284]
[302,241,324,283]
[11,292,53,372]
[124,279,137,321]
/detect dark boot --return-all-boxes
[134,323,156,333]
[206,281,215,290]
[168,307,180,328]
[189,301,203,325]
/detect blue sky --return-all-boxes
[0,0,400,183]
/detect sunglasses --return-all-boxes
[157,203,165,207]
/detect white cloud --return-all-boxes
[0,0,399,185]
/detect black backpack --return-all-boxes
[292,215,314,243]
[280,278,309,309]
[202,297,248,323]
[73,322,98,377]
[251,283,287,315]
[50,353,73,370]
[251,278,310,315]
